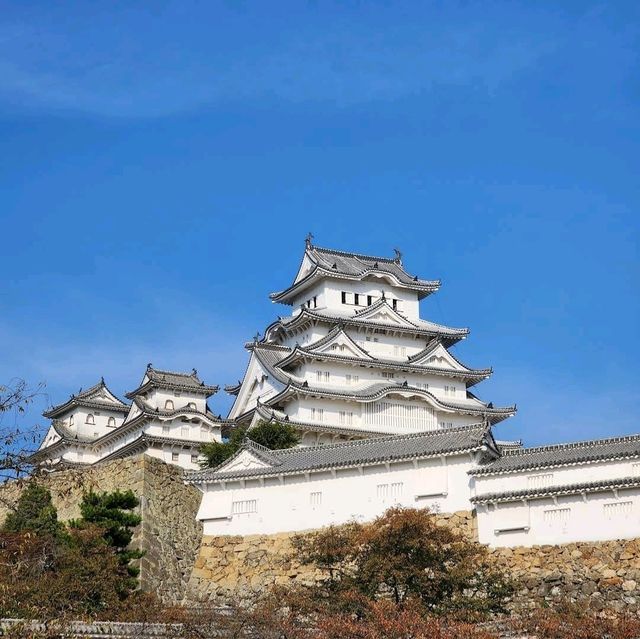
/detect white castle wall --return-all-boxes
[196,453,476,536]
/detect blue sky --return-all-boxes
[1,1,638,447]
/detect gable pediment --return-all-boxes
[308,329,373,360]
[354,301,415,327]
[410,343,468,371]
[218,449,274,473]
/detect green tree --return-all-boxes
[2,483,65,538]
[73,489,143,590]
[200,421,299,468]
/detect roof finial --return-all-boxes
[381,290,386,301]
[100,376,105,384]
[393,248,402,263]
[192,368,198,377]
[305,232,314,248]
[147,362,152,370]
[253,331,261,343]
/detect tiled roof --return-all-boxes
[43,379,129,419]
[263,308,468,346]
[270,244,440,303]
[471,433,640,476]
[472,476,640,504]
[125,365,219,399]
[188,423,492,482]
[279,343,491,385]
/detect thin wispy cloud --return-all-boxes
[0,7,559,118]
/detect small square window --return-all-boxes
[172,452,179,462]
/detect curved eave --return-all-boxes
[43,399,130,419]
[98,433,206,465]
[267,383,515,424]
[224,383,243,396]
[125,381,219,400]
[276,349,491,386]
[270,266,440,305]
[93,408,222,448]
[262,309,469,346]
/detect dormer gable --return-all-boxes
[212,440,282,474]
[409,342,473,371]
[353,299,415,328]
[306,327,374,360]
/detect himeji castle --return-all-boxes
[32,366,228,470]
[32,238,640,549]
[226,236,516,445]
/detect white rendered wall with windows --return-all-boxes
[196,453,476,536]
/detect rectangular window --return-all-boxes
[392,299,397,310]
[341,291,347,304]
[444,385,456,397]
[324,371,330,383]
[527,473,554,489]
[382,372,395,379]
[346,374,359,385]
[181,426,189,437]
[316,370,322,382]
[377,483,403,499]
[346,411,353,425]
[313,296,317,308]
[191,454,199,463]
[439,421,453,428]
[339,411,345,424]
[162,425,170,434]
[311,408,324,422]
[200,425,208,438]
[603,501,633,518]
[310,492,322,507]
[172,452,179,462]
[354,293,360,305]
[367,295,373,305]
[232,500,257,515]
[543,508,571,524]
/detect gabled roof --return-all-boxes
[472,476,640,505]
[262,307,468,347]
[43,379,129,419]
[188,423,495,483]
[471,433,640,476]
[276,331,491,386]
[270,242,440,304]
[125,364,219,399]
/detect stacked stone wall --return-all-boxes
[186,510,640,614]
[0,455,202,604]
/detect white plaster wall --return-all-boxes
[64,407,125,439]
[144,388,207,413]
[197,454,475,536]
[473,458,640,496]
[283,396,478,435]
[476,487,640,547]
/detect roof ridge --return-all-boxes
[148,366,200,379]
[503,433,640,457]
[312,245,397,264]
[270,422,488,457]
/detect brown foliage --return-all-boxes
[0,526,153,621]
[291,506,513,620]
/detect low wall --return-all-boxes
[0,455,203,604]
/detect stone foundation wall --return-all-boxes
[186,510,640,614]
[0,455,202,604]
[186,510,477,603]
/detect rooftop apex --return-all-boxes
[270,239,440,304]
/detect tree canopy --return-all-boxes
[200,420,299,468]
